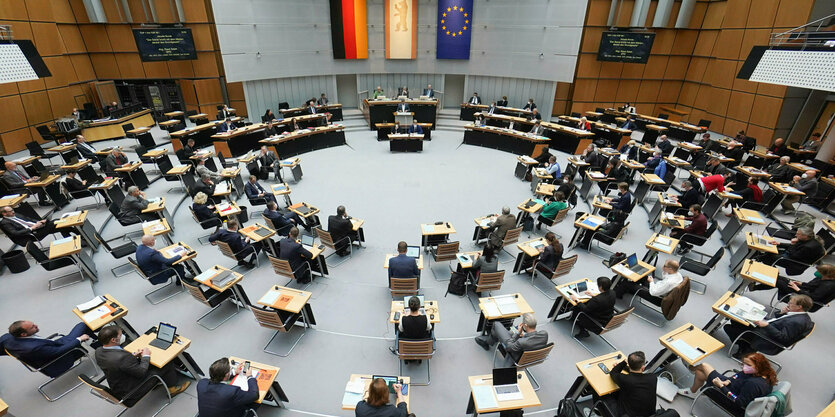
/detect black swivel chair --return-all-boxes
[26,242,86,290]
[679,247,724,294]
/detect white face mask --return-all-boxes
[119,334,126,345]
[802,174,808,179]
[688,211,694,216]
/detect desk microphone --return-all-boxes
[665,325,695,342]
[584,353,623,367]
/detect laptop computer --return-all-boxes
[403,295,425,307]
[405,245,420,258]
[148,322,177,349]
[492,367,523,401]
[300,234,315,251]
[371,375,400,394]
[626,253,649,275]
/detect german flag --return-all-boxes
[330,0,368,59]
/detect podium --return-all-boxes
[394,111,414,126]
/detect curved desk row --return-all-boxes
[280,104,343,121]
[211,114,330,156]
[463,125,549,156]
[81,109,155,142]
[259,125,346,158]
[364,99,438,129]
[459,104,533,121]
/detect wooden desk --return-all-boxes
[228,357,283,405]
[512,237,546,274]
[24,174,59,188]
[530,166,553,193]
[257,285,313,314]
[81,109,154,142]
[0,194,27,207]
[477,294,533,333]
[49,235,81,259]
[341,374,411,411]
[193,265,244,293]
[456,251,482,269]
[389,300,440,324]
[703,292,767,334]
[548,278,600,321]
[720,208,765,247]
[591,195,612,216]
[46,143,76,153]
[61,159,92,171]
[159,242,199,273]
[731,259,778,294]
[124,331,202,379]
[567,213,605,250]
[643,233,679,264]
[462,124,551,157]
[646,323,724,372]
[72,294,129,331]
[566,351,626,400]
[610,258,656,289]
[420,222,456,248]
[788,162,819,173]
[216,201,242,219]
[467,371,540,415]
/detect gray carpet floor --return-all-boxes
[0,116,832,417]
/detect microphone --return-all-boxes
[665,325,695,342]
[584,353,623,368]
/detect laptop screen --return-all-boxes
[403,295,425,307]
[372,375,399,393]
[301,234,315,246]
[157,322,176,343]
[405,246,420,258]
[576,281,588,292]
[626,253,638,267]
[493,367,517,385]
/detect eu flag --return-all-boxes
[436,0,473,59]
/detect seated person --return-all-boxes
[678,353,777,417]
[751,264,835,311]
[767,156,792,183]
[64,169,100,198]
[355,378,408,417]
[399,296,432,341]
[244,175,276,205]
[645,152,662,171]
[653,152,668,178]
[469,243,499,280]
[474,313,548,366]
[544,155,561,179]
[619,140,639,161]
[263,201,306,233]
[557,176,577,205]
[217,118,237,133]
[193,174,217,201]
[536,191,568,230]
[570,276,616,338]
[278,227,317,283]
[533,145,551,165]
[676,180,704,210]
[2,162,48,204]
[781,170,818,214]
[603,182,632,214]
[0,206,62,244]
[672,204,707,254]
[579,209,628,250]
[618,260,683,304]
[391,121,405,134]
[619,116,637,131]
[656,135,673,155]
[371,86,385,99]
[723,294,814,357]
[604,159,631,188]
[767,138,789,156]
[136,234,188,284]
[697,170,733,194]
[257,146,282,181]
[119,186,158,223]
[191,192,221,226]
[103,149,128,174]
[704,157,727,175]
[182,139,197,159]
[529,120,544,136]
[209,220,260,268]
[534,232,563,276]
[580,144,600,175]
[407,119,423,134]
[727,177,762,209]
[388,241,419,280]
[0,320,97,377]
[327,205,361,256]
[576,116,590,131]
[75,135,99,161]
[599,351,656,417]
[195,158,222,183]
[486,207,516,248]
[758,227,824,275]
[95,325,189,406]
[197,358,259,417]
[723,141,745,164]
[799,132,822,152]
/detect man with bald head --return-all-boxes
[0,206,61,244]
[0,319,97,377]
[487,207,516,247]
[781,170,819,214]
[768,137,789,156]
[768,156,792,183]
[75,134,98,160]
[135,234,187,284]
[2,161,37,189]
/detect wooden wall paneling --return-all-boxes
[58,24,87,53]
[191,52,220,78]
[732,61,758,94]
[774,0,814,28]
[709,59,738,90]
[167,60,195,78]
[692,30,718,56]
[0,21,33,42]
[585,0,611,26]
[726,91,755,121]
[142,61,171,78]
[188,24,215,51]
[42,56,75,89]
[721,0,750,29]
[658,81,683,103]
[746,0,779,28]
[0,0,28,20]
[723,118,747,137]
[671,30,698,55]
[749,94,783,129]
[664,56,690,79]
[570,102,595,115]
[51,0,78,23]
[16,78,46,94]
[708,87,731,115]
[47,87,77,119]
[181,0,210,22]
[152,0,177,23]
[745,125,775,146]
[94,81,118,106]
[90,53,121,79]
[678,82,699,107]
[21,91,52,125]
[686,2,708,29]
[615,80,641,103]
[179,79,197,105]
[226,82,245,101]
[0,83,18,98]
[636,80,661,104]
[694,84,713,111]
[125,0,148,23]
[594,79,620,102]
[79,25,113,52]
[756,81,787,98]
[24,0,53,22]
[689,108,706,126]
[115,53,146,78]
[738,28,770,60]
[580,27,605,54]
[642,55,668,79]
[652,30,676,55]
[194,79,223,104]
[576,54,601,79]
[555,82,571,100]
[714,29,743,60]
[0,96,28,133]
[101,0,125,22]
[70,54,97,82]
[551,101,567,116]
[31,23,66,56]
[707,115,725,134]
[198,104,219,117]
[684,56,708,83]
[572,79,597,102]
[1,128,35,154]
[106,25,138,51]
[620,62,646,79]
[598,62,623,79]
[230,100,247,117]
[68,0,90,23]
[701,2,726,29]
[614,0,635,27]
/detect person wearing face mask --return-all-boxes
[780,170,818,214]
[722,294,814,358]
[95,325,190,405]
[749,264,835,311]
[0,320,98,377]
[758,227,824,275]
[671,204,707,254]
[197,358,259,417]
[678,352,777,416]
[603,182,632,215]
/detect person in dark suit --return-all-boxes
[278,227,316,283]
[391,122,406,134]
[317,93,329,106]
[193,174,217,200]
[327,205,359,256]
[191,192,220,224]
[486,102,498,115]
[306,100,317,115]
[257,145,282,181]
[262,109,277,122]
[209,220,260,268]
[737,130,756,151]
[474,313,549,366]
[676,180,703,210]
[604,182,632,213]
[619,116,637,131]
[198,358,259,417]
[217,118,237,133]
[618,140,639,161]
[103,149,128,173]
[723,141,744,165]
[263,120,279,138]
[571,276,616,338]
[656,134,673,155]
[64,170,108,204]
[1,320,96,377]
[388,241,418,279]
[466,92,481,105]
[497,96,508,107]
[219,105,233,120]
[94,325,189,406]
[396,99,410,113]
[136,234,187,284]
[759,227,825,275]
[120,186,157,223]
[1,162,49,204]
[407,120,423,134]
[523,98,536,110]
[263,202,305,234]
[422,84,434,98]
[104,101,119,117]
[750,263,835,311]
[600,351,657,417]
[355,378,408,417]
[767,156,792,183]
[723,294,814,357]
[74,135,98,160]
[767,137,789,156]
[530,108,542,121]
[244,175,276,205]
[182,139,197,159]
[487,207,516,248]
[0,206,60,244]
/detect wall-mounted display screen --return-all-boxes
[133,28,197,62]
[597,31,655,64]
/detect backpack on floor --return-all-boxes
[522,216,534,232]
[555,398,583,417]
[447,271,466,296]
[607,251,627,268]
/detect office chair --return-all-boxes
[587,221,630,260]
[627,277,691,327]
[189,207,222,244]
[62,181,103,210]
[571,307,634,355]
[530,254,578,299]
[126,257,185,304]
[490,226,523,263]
[678,247,724,294]
[267,255,313,290]
[492,343,554,391]
[79,374,173,417]
[314,227,353,267]
[466,271,505,311]
[389,277,419,298]
[250,305,306,357]
[428,241,459,280]
[26,242,86,290]
[395,337,436,386]
[94,231,137,277]
[690,376,791,417]
[4,344,97,401]
[181,279,240,330]
[215,240,260,270]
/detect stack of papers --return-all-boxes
[749,271,776,286]
[258,290,281,305]
[52,236,74,245]
[727,296,767,322]
[230,370,260,390]
[82,305,112,322]
[215,182,229,193]
[495,296,520,315]
[670,339,702,361]
[472,385,498,409]
[61,211,82,218]
[612,263,630,275]
[76,296,106,312]
[482,302,501,317]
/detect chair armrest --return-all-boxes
[771,257,813,276]
[27,347,89,374]
[680,233,707,246]
[572,310,605,329]
[145,267,180,282]
[728,329,787,355]
[116,374,170,406]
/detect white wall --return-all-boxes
[244,76,337,118]
[212,0,587,83]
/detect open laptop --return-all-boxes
[405,245,420,258]
[300,234,315,251]
[626,253,649,275]
[403,295,425,307]
[492,367,523,401]
[148,322,177,349]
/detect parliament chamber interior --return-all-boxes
[1,0,835,416]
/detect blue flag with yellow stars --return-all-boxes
[436,0,473,59]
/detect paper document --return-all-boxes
[495,296,520,315]
[259,290,281,306]
[482,302,501,317]
[612,264,630,275]
[422,225,434,233]
[61,211,82,218]
[532,199,547,206]
[749,271,776,286]
[670,339,702,361]
[728,296,767,322]
[52,236,74,245]
[745,216,764,224]
[76,296,106,312]
[656,237,672,245]
[230,371,260,391]
[651,243,670,252]
[194,268,219,284]
[345,379,365,393]
[342,391,363,407]
[472,385,498,409]
[215,182,229,193]
[2,194,21,199]
[82,305,111,322]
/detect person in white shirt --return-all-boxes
[617,260,683,302]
